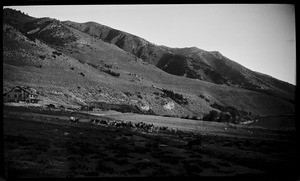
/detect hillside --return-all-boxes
[64,21,295,103]
[3,8,295,119]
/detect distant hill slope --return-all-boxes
[3,8,295,119]
[64,21,295,102]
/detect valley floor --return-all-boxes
[3,105,298,179]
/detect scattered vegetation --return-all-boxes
[203,110,219,122]
[124,92,133,97]
[46,104,56,109]
[87,62,99,69]
[161,89,188,105]
[198,94,209,102]
[59,105,65,109]
[203,103,256,124]
[102,69,120,77]
[78,59,85,64]
[52,51,62,56]
[210,103,251,117]
[104,64,113,69]
[39,55,46,59]
[136,92,143,99]
[85,62,119,77]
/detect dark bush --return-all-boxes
[39,55,46,59]
[103,69,120,77]
[124,92,132,96]
[203,110,219,122]
[52,51,62,56]
[79,72,85,77]
[87,62,99,69]
[219,112,231,122]
[198,94,205,99]
[104,64,113,68]
[78,59,85,64]
[192,115,199,120]
[154,92,160,96]
[161,89,188,105]
[59,105,65,109]
[80,105,94,111]
[47,104,55,109]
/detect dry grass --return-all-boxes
[3,106,298,178]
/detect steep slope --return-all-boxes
[3,8,295,118]
[64,20,295,103]
[63,21,169,65]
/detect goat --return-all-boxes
[100,120,108,125]
[70,116,79,123]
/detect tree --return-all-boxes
[203,110,219,122]
[219,112,231,122]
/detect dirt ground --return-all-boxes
[3,105,299,179]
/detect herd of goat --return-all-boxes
[69,116,202,149]
[69,116,169,133]
[90,118,169,133]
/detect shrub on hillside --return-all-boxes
[161,89,188,105]
[47,104,56,109]
[52,51,62,56]
[203,110,219,122]
[124,92,133,97]
[104,64,113,69]
[103,69,120,77]
[219,112,231,122]
[59,105,65,109]
[198,94,210,102]
[78,59,85,64]
[210,102,252,118]
[198,94,205,99]
[87,62,99,69]
[39,55,46,59]
[204,103,255,124]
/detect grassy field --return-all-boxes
[3,105,298,179]
[105,113,291,138]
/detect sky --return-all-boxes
[5,4,296,85]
